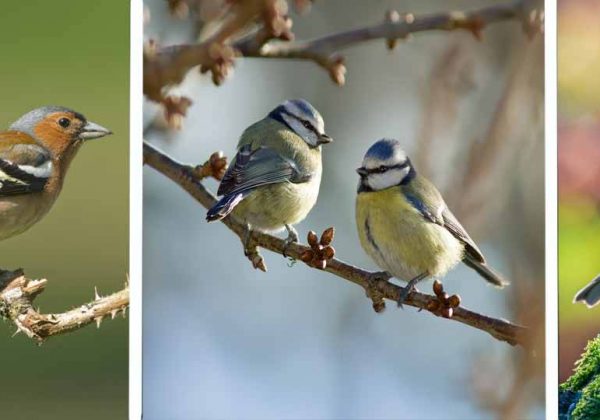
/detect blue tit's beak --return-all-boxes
[318,133,333,145]
[356,167,368,177]
[79,120,113,141]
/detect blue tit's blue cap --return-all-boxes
[365,138,401,160]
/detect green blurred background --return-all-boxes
[559,0,600,381]
[0,1,129,418]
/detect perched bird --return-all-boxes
[207,99,332,252]
[0,106,112,241]
[355,138,507,305]
[574,274,600,308]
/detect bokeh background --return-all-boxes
[0,1,129,419]
[144,0,544,418]
[558,0,600,382]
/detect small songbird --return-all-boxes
[355,138,507,305]
[207,99,332,252]
[0,106,112,241]
[574,274,600,308]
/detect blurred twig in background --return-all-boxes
[144,0,544,128]
[0,269,128,344]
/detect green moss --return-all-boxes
[560,335,600,418]
[562,335,600,392]
[572,375,600,419]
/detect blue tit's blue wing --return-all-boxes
[441,207,485,263]
[217,144,307,197]
[403,188,485,263]
[207,144,309,222]
[0,137,51,197]
[402,180,505,286]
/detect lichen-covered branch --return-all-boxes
[0,269,128,344]
[143,141,528,347]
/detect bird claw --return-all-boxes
[282,224,299,258]
[397,285,414,309]
[397,273,427,308]
[242,225,267,272]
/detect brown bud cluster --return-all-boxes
[426,280,461,319]
[200,42,238,86]
[261,0,295,40]
[328,56,347,86]
[523,8,544,39]
[162,95,193,130]
[195,151,228,181]
[384,10,413,50]
[300,227,335,269]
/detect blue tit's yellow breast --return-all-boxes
[355,187,464,280]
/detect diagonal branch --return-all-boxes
[143,141,528,347]
[0,269,128,344]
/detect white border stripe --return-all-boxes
[129,0,143,418]
[545,0,558,417]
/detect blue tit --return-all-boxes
[355,138,507,305]
[207,99,332,253]
[574,274,600,308]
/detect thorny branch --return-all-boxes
[0,269,128,344]
[143,141,528,347]
[144,0,543,125]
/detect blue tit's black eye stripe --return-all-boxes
[364,161,411,174]
[269,106,319,137]
[268,105,293,131]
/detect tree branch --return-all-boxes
[143,141,528,347]
[0,269,128,344]
[145,0,542,98]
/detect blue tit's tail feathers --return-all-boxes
[206,192,246,222]
[463,255,509,288]
[574,274,600,307]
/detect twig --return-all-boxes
[0,269,129,344]
[145,0,542,96]
[143,141,528,346]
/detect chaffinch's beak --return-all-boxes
[79,120,112,140]
[318,133,333,145]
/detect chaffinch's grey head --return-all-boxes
[9,106,111,158]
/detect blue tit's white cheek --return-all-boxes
[367,167,410,190]
[281,113,318,146]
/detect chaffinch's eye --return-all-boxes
[58,118,71,128]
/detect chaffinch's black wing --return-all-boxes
[0,132,51,196]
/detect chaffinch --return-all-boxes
[0,106,112,240]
